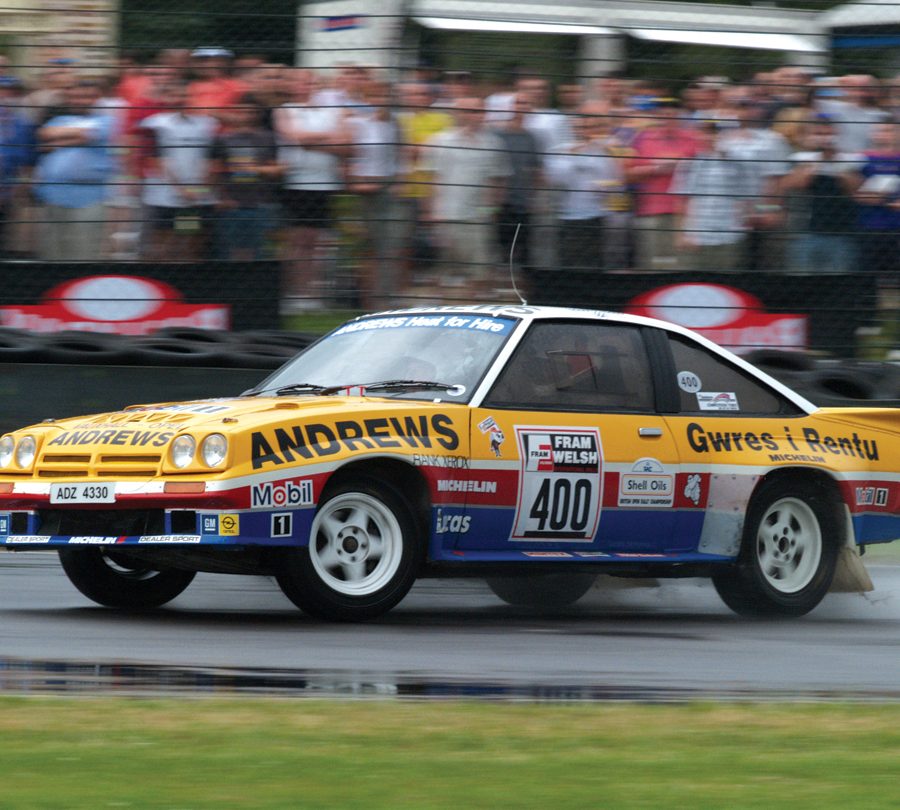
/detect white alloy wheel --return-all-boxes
[309,492,405,597]
[754,496,822,594]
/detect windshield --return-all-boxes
[255,313,519,402]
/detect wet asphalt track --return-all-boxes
[1,551,899,700]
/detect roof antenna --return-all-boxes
[509,222,527,305]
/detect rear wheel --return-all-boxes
[275,476,424,621]
[486,573,596,608]
[58,549,196,609]
[713,479,840,617]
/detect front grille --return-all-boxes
[98,455,162,465]
[36,449,163,478]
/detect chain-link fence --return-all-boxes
[0,0,897,358]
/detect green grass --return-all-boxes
[865,541,900,563]
[281,310,362,335]
[0,700,898,808]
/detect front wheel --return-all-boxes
[58,549,196,609]
[275,476,424,621]
[486,573,596,608]
[713,479,840,617]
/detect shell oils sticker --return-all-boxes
[512,427,603,541]
[618,458,674,508]
[477,415,505,458]
[219,514,240,536]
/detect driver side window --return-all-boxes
[485,322,654,411]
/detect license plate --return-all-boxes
[50,483,116,504]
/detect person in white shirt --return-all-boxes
[347,81,401,307]
[718,98,792,271]
[137,82,218,261]
[422,97,511,293]
[274,69,350,310]
[518,76,571,270]
[546,100,622,275]
[673,120,754,271]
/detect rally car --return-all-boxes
[0,305,897,621]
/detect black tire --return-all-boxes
[130,337,227,367]
[58,548,196,609]
[486,573,596,608]
[275,475,424,621]
[712,478,840,617]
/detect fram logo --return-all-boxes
[251,478,314,509]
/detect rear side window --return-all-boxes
[669,335,800,415]
[486,322,655,411]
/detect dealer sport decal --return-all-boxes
[512,426,603,541]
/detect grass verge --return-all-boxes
[0,699,898,808]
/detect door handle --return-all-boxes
[638,427,663,437]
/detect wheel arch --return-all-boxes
[750,466,850,547]
[322,457,432,541]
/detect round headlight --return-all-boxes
[15,435,36,469]
[171,435,196,469]
[201,434,228,468]
[0,435,14,468]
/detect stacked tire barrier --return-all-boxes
[745,350,900,408]
[0,328,318,434]
[0,327,317,369]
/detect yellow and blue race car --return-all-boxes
[0,305,897,620]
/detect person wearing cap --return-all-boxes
[34,79,114,261]
[187,47,247,119]
[625,96,700,271]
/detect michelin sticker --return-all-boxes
[618,458,674,508]
[512,426,603,541]
[697,391,740,411]
[677,371,702,394]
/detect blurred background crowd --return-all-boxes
[1,48,900,312]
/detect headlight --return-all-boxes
[15,435,36,469]
[171,435,196,469]
[200,434,228,468]
[0,436,13,468]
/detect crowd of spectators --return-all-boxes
[1,50,900,310]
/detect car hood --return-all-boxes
[35,395,463,438]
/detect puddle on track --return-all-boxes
[1,658,898,702]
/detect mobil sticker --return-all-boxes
[512,427,603,541]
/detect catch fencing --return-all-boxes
[0,1,897,358]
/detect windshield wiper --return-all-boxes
[242,380,462,398]
[241,382,332,397]
[361,379,460,394]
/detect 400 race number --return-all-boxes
[512,427,603,540]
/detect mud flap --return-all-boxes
[830,545,874,593]
[830,507,873,593]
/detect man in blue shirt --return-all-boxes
[34,80,113,260]
[0,76,35,256]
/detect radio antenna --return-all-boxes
[509,223,527,305]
